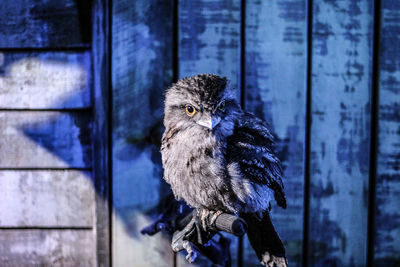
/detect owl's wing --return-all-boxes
[226,112,286,208]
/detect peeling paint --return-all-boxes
[309,0,372,265]
[374,0,400,264]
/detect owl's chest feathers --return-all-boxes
[161,125,234,209]
[162,120,269,213]
[162,121,229,178]
[162,127,223,182]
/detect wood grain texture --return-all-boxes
[111,1,174,265]
[113,211,175,267]
[0,170,94,227]
[0,52,91,109]
[179,0,241,90]
[178,1,241,265]
[0,0,91,48]
[308,0,373,266]
[373,1,400,265]
[92,0,111,265]
[0,111,92,168]
[243,0,306,265]
[0,230,94,266]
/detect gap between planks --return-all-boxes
[366,0,382,266]
[0,45,91,52]
[0,168,92,171]
[107,0,114,265]
[0,226,93,230]
[0,108,93,112]
[302,0,314,265]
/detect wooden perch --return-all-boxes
[141,196,287,266]
[172,210,246,264]
[141,197,245,266]
[176,210,247,236]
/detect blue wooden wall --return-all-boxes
[1,0,398,266]
[111,0,400,266]
[0,0,110,265]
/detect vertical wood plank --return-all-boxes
[244,0,307,266]
[373,1,400,265]
[92,0,110,265]
[178,1,241,266]
[308,0,373,266]
[112,1,174,266]
[179,0,241,90]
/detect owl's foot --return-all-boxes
[182,240,199,263]
[261,251,288,267]
[198,209,223,231]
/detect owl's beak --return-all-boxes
[197,115,221,130]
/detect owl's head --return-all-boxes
[164,74,239,131]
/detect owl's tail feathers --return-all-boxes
[241,211,288,267]
[268,181,286,209]
[272,182,287,209]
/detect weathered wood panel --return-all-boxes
[243,0,306,266]
[0,112,92,168]
[373,1,400,265]
[178,1,241,265]
[113,211,175,267]
[112,1,174,266]
[0,170,93,227]
[0,230,94,266]
[308,1,373,266]
[179,0,241,90]
[0,52,91,109]
[0,0,91,48]
[92,0,111,265]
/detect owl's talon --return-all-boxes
[198,209,224,231]
[261,251,288,267]
[199,209,209,230]
[209,210,223,226]
[183,240,198,263]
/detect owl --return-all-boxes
[161,74,287,266]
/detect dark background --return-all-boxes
[0,0,399,266]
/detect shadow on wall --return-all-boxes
[0,55,162,219]
[0,55,194,263]
[0,0,189,265]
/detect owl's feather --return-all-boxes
[241,211,287,266]
[161,74,287,266]
[161,73,286,213]
[226,112,286,209]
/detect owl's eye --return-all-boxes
[185,105,196,116]
[218,101,226,112]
